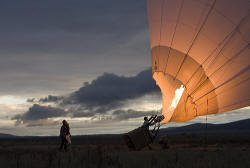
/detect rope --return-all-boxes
[152,72,157,115]
[208,43,249,79]
[190,43,249,98]
[184,31,234,87]
[174,0,217,80]
[153,0,165,116]
[154,123,161,138]
[205,95,208,149]
[174,9,249,121]
[176,77,250,119]
[183,12,249,89]
[155,0,165,73]
[163,0,184,74]
[193,64,250,104]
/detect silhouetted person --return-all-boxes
[143,115,156,129]
[143,116,150,129]
[143,115,157,138]
[159,134,169,149]
[59,120,71,151]
[142,115,157,150]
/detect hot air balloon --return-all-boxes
[147,0,250,124]
[123,0,249,150]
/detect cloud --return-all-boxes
[66,68,159,107]
[113,109,158,121]
[33,68,160,115]
[78,109,158,124]
[13,104,66,126]
[39,95,63,103]
[22,119,61,127]
[13,68,161,126]
[60,68,160,116]
[27,98,35,103]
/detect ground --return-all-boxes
[0,132,250,168]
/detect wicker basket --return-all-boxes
[123,126,153,150]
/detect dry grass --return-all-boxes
[0,134,250,168]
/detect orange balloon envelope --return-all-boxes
[147,0,250,123]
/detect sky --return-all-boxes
[0,0,249,136]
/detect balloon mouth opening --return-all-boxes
[153,72,185,124]
[162,84,185,123]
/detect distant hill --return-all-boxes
[0,133,16,138]
[1,119,249,138]
[160,118,250,134]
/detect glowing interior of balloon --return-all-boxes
[162,85,185,123]
[168,85,185,111]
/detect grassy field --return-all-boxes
[0,132,250,168]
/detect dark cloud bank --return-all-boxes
[13,104,65,127]
[0,0,150,96]
[67,68,159,107]
[14,69,160,126]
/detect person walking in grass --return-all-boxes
[59,120,71,151]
